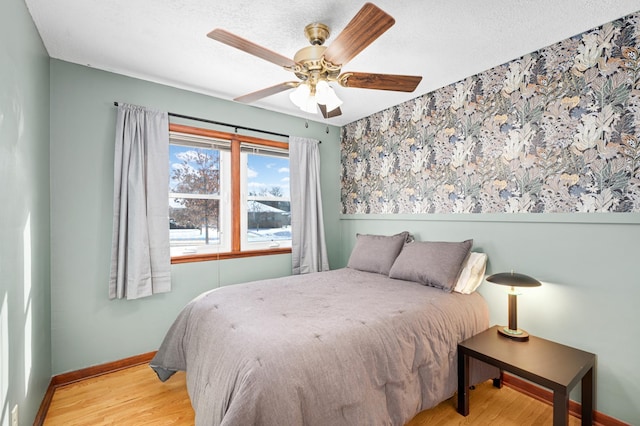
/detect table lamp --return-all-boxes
[486,271,541,341]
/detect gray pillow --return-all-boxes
[347,232,410,275]
[388,239,473,291]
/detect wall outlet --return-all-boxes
[11,404,18,426]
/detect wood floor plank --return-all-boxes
[407,381,580,426]
[44,364,194,425]
[44,364,579,425]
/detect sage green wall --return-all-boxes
[339,214,640,424]
[0,0,52,424]
[49,59,341,375]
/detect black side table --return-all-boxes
[457,325,596,426]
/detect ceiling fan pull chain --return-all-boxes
[305,120,309,128]
[326,125,329,134]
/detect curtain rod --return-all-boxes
[113,101,292,139]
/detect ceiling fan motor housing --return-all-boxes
[294,24,342,82]
[304,23,330,45]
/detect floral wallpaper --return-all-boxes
[341,12,640,214]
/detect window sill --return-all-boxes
[171,247,292,264]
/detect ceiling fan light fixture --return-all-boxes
[316,81,343,111]
[300,93,319,114]
[289,83,310,108]
[290,80,342,115]
[315,80,330,102]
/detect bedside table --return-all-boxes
[457,325,596,426]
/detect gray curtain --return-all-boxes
[109,103,171,300]
[289,136,330,274]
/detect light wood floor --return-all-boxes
[43,363,579,425]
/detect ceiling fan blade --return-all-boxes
[208,29,297,68]
[323,3,395,66]
[339,72,422,92]
[234,82,299,103]
[319,104,342,119]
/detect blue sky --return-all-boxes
[247,153,290,197]
[169,145,289,197]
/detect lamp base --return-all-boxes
[497,326,530,341]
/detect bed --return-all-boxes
[150,233,497,426]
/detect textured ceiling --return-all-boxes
[25,0,640,126]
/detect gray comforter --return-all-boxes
[150,268,496,425]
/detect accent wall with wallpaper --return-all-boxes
[342,13,640,215]
[338,11,640,425]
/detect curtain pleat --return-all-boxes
[289,136,330,274]
[109,103,171,299]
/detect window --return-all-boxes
[168,124,291,262]
[242,145,291,250]
[169,134,231,256]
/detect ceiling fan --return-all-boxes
[207,2,422,119]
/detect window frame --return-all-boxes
[169,123,291,264]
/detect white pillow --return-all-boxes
[453,252,488,294]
